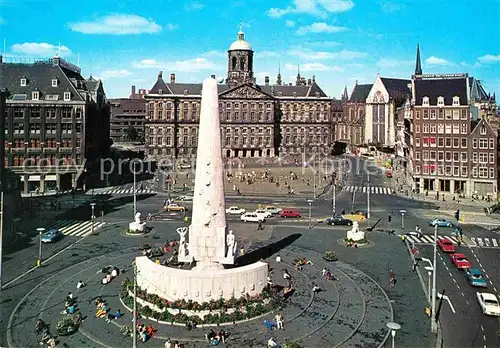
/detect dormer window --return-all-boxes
[32,91,39,100]
[292,92,297,98]
[453,96,460,105]
[52,79,58,87]
[20,78,27,87]
[158,89,163,95]
[437,96,444,106]
[63,91,71,101]
[422,96,429,106]
[315,92,320,97]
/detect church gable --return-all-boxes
[219,84,273,99]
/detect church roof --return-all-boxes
[349,84,372,102]
[380,78,411,98]
[469,77,489,101]
[228,29,252,51]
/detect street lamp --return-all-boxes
[307,199,313,229]
[425,266,433,303]
[132,264,138,348]
[90,203,96,235]
[37,227,45,267]
[386,322,401,348]
[431,224,438,333]
[132,161,138,218]
[367,173,371,219]
[400,210,406,235]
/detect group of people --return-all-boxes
[205,328,227,345]
[136,323,157,342]
[321,268,336,281]
[35,318,56,347]
[164,339,183,348]
[102,266,120,284]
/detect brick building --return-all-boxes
[410,48,497,197]
[0,55,110,193]
[337,82,372,147]
[144,27,340,161]
[109,86,146,144]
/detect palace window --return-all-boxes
[437,96,444,106]
[32,91,39,100]
[423,97,429,106]
[20,78,27,86]
[52,79,58,87]
[452,96,460,105]
[63,92,71,101]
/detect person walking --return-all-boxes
[258,220,264,230]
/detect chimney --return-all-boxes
[265,76,269,85]
[170,73,176,83]
[158,71,163,79]
[131,85,136,96]
[307,79,312,86]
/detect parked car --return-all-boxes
[280,209,301,218]
[450,253,471,269]
[437,238,456,253]
[386,170,393,178]
[429,218,454,228]
[240,213,265,223]
[326,216,353,226]
[254,209,272,219]
[476,292,500,316]
[226,206,246,215]
[164,203,186,212]
[263,206,282,215]
[41,229,63,243]
[466,268,488,287]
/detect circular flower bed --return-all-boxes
[120,278,285,325]
[323,251,338,262]
[56,316,79,336]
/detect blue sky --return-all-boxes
[1,0,499,100]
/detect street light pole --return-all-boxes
[333,184,336,216]
[386,322,401,348]
[37,227,45,267]
[431,224,438,333]
[133,162,137,218]
[90,203,96,235]
[307,200,313,229]
[400,210,406,235]
[367,173,370,219]
[425,268,433,303]
[0,192,4,290]
[132,264,137,348]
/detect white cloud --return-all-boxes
[285,62,343,72]
[98,69,132,80]
[0,17,5,25]
[285,20,295,27]
[426,56,449,65]
[132,59,164,69]
[184,1,204,11]
[202,50,226,58]
[376,58,413,68]
[478,54,500,63]
[296,22,347,35]
[166,23,179,31]
[68,14,162,35]
[380,1,403,13]
[11,42,72,56]
[460,61,469,67]
[256,50,278,58]
[267,0,354,18]
[288,48,367,60]
[310,41,340,47]
[166,57,217,72]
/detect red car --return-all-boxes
[437,238,456,253]
[386,170,393,178]
[280,209,301,218]
[450,253,471,270]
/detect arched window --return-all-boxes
[239,58,245,70]
[231,56,237,70]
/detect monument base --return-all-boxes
[129,221,146,233]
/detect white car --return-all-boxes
[254,209,272,219]
[476,292,500,316]
[240,213,265,223]
[178,194,194,201]
[263,206,282,215]
[226,206,246,215]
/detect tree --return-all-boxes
[125,126,139,142]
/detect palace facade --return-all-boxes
[144,28,341,160]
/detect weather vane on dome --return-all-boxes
[239,20,243,31]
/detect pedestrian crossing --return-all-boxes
[405,234,500,248]
[85,188,157,196]
[49,219,105,237]
[344,186,393,195]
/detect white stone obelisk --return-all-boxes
[178,77,231,270]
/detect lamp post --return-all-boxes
[90,203,96,235]
[386,322,401,348]
[367,173,370,219]
[0,192,4,290]
[400,210,406,235]
[37,227,45,267]
[133,161,137,217]
[307,199,313,229]
[132,264,138,348]
[431,224,438,333]
[425,266,433,303]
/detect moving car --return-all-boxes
[226,206,246,215]
[343,214,366,222]
[280,209,301,218]
[326,216,353,226]
[254,209,272,219]
[405,230,423,238]
[177,194,194,202]
[164,203,186,212]
[41,229,63,243]
[429,218,454,228]
[437,238,456,253]
[476,292,500,316]
[263,206,282,215]
[466,268,488,288]
[386,170,393,178]
[240,213,265,223]
[450,253,471,269]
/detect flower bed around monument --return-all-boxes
[120,278,285,325]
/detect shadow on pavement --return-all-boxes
[235,233,302,267]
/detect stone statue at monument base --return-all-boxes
[347,221,365,242]
[129,212,146,233]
